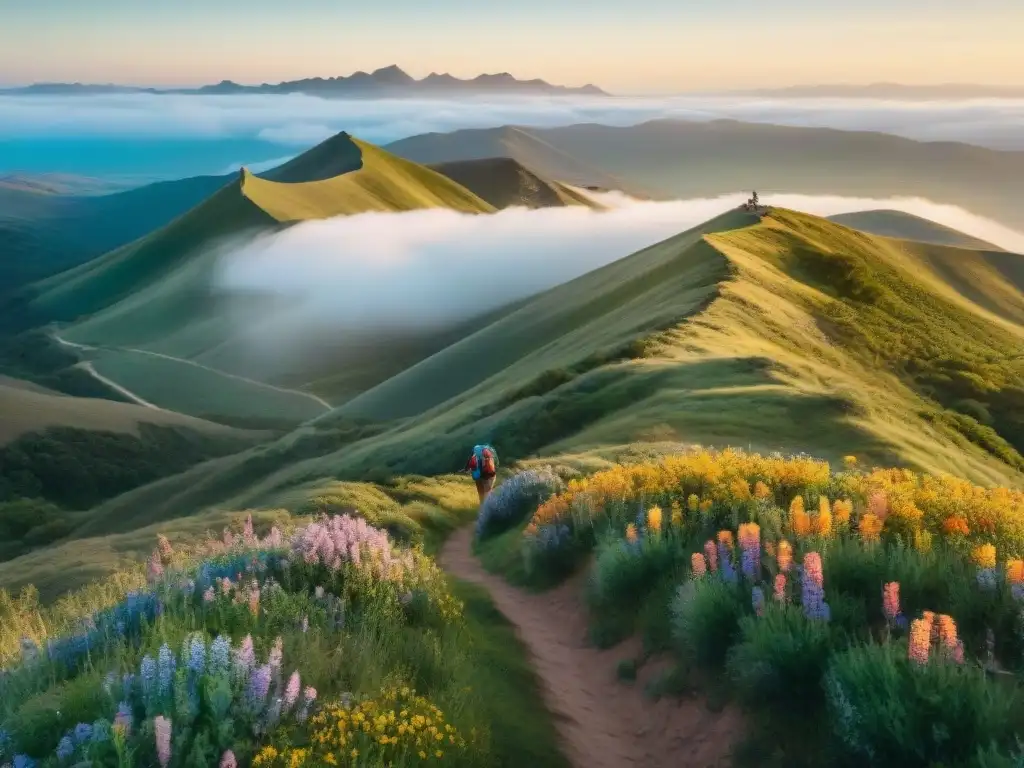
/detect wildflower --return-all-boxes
[247,586,261,616]
[284,671,301,712]
[941,515,970,537]
[814,497,832,536]
[157,644,175,697]
[297,686,318,724]
[977,567,998,591]
[937,614,958,653]
[646,505,663,533]
[913,530,932,553]
[773,573,787,602]
[56,735,75,761]
[14,757,37,768]
[114,701,132,732]
[717,530,734,550]
[625,523,638,543]
[972,544,997,570]
[268,636,284,672]
[952,640,965,664]
[687,494,699,513]
[800,552,829,620]
[718,542,738,584]
[738,522,761,579]
[186,633,206,675]
[843,455,858,469]
[690,552,707,579]
[248,664,272,710]
[867,490,888,521]
[154,716,171,767]
[209,635,231,676]
[882,582,900,623]
[73,723,93,745]
[753,481,772,501]
[703,540,718,572]
[220,751,237,768]
[234,635,255,678]
[139,655,157,695]
[833,499,852,527]
[203,587,215,602]
[858,513,882,543]
[156,534,174,563]
[790,497,810,537]
[776,540,793,572]
[752,586,766,616]
[243,513,256,545]
[908,618,931,665]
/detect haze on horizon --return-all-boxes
[2,0,1022,93]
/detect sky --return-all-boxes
[2,0,1023,92]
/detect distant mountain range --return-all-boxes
[0,66,607,98]
[733,82,1024,99]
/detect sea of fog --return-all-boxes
[211,190,1024,360]
[2,92,1024,178]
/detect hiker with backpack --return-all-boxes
[463,444,498,504]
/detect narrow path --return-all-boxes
[73,361,162,410]
[53,333,333,410]
[440,527,740,768]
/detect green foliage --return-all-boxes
[727,604,836,713]
[825,642,1024,766]
[0,424,250,510]
[671,577,748,668]
[0,498,74,559]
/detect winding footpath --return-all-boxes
[440,526,741,768]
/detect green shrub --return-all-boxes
[825,642,1024,766]
[671,577,748,668]
[727,603,836,713]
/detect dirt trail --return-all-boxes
[440,526,741,768]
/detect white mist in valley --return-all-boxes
[212,191,1024,364]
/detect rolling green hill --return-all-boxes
[386,119,1024,230]
[828,210,1003,250]
[47,207,1024,549]
[5,134,497,424]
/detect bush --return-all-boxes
[671,577,748,668]
[825,642,1024,766]
[475,468,562,541]
[727,603,836,713]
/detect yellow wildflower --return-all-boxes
[646,505,663,533]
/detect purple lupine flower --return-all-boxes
[751,586,766,617]
[140,655,157,695]
[73,723,93,745]
[233,635,255,678]
[247,664,272,707]
[800,553,830,621]
[739,534,760,580]
[283,671,301,712]
[154,716,171,768]
[186,634,206,675]
[56,735,75,761]
[157,644,175,696]
[717,542,738,584]
[219,751,237,768]
[209,635,231,676]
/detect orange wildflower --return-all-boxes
[858,513,882,543]
[814,497,832,537]
[753,481,772,501]
[867,490,888,522]
[690,552,707,578]
[625,523,638,544]
[941,515,970,537]
[833,499,852,527]
[776,540,793,572]
[937,614,958,652]
[882,582,900,622]
[909,618,931,665]
[1006,559,1024,585]
[717,530,735,550]
[646,506,663,533]
[773,573,787,602]
[704,540,718,572]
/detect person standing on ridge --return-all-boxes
[463,444,498,504]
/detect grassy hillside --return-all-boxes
[58,206,1024,541]
[429,156,603,209]
[5,134,496,424]
[386,119,1024,230]
[828,210,1002,251]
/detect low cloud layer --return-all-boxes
[213,192,1024,359]
[3,92,1024,150]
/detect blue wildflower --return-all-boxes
[717,542,738,584]
[475,468,562,539]
[72,723,93,745]
[140,654,156,695]
[91,719,111,743]
[186,633,206,675]
[56,735,75,761]
[157,644,175,697]
[14,755,36,768]
[209,635,231,677]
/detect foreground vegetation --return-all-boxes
[0,481,566,768]
[477,449,1024,766]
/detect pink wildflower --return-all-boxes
[953,640,965,664]
[882,581,900,622]
[154,715,172,767]
[220,751,237,768]
[690,552,707,578]
[283,671,301,711]
[243,513,256,545]
[203,587,215,603]
[156,534,173,563]
[147,549,164,581]
[222,528,235,548]
[703,540,718,572]
[802,552,824,587]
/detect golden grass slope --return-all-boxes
[428,157,603,210]
[0,377,257,446]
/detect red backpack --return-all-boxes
[480,447,496,476]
